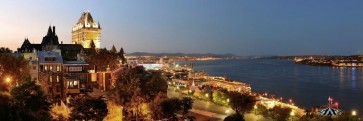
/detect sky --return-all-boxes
[1,0,363,56]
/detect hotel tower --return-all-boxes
[72,10,101,48]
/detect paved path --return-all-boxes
[167,86,272,121]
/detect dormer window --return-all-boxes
[45,57,56,61]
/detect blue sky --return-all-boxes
[1,0,363,56]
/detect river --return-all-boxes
[181,59,363,112]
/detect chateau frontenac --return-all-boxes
[72,10,101,48]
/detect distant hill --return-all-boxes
[127,52,240,58]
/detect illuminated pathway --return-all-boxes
[167,86,272,121]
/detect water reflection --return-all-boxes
[339,67,344,82]
[352,68,356,89]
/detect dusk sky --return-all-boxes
[1,1,363,56]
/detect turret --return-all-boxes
[47,26,52,35]
[53,26,56,35]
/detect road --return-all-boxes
[167,86,271,121]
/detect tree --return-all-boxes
[0,51,30,83]
[224,113,244,121]
[158,97,194,120]
[271,106,292,121]
[118,47,127,64]
[50,101,71,121]
[109,67,168,120]
[160,98,182,120]
[212,90,229,105]
[149,92,167,120]
[84,48,119,71]
[10,77,52,121]
[69,97,108,121]
[0,47,12,53]
[228,91,256,116]
[181,97,193,117]
[110,45,117,53]
[256,104,270,117]
[0,93,17,121]
[144,71,168,99]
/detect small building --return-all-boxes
[38,51,64,102]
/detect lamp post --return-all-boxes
[290,111,295,121]
[6,77,11,83]
[352,110,356,116]
[352,110,357,121]
[254,105,257,114]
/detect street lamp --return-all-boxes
[352,110,357,121]
[205,93,209,98]
[6,77,11,83]
[290,111,295,121]
[225,109,230,114]
[254,105,257,114]
[352,110,357,116]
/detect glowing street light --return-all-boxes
[254,105,258,114]
[5,77,11,83]
[205,93,209,97]
[6,77,11,83]
[290,111,295,116]
[225,109,230,114]
[290,111,295,121]
[352,110,357,116]
[227,99,230,103]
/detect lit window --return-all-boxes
[69,67,82,72]
[91,73,97,82]
[45,66,48,71]
[50,66,53,71]
[68,80,79,88]
[56,76,59,82]
[57,66,60,72]
[49,76,52,83]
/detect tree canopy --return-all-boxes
[159,97,194,120]
[228,91,256,115]
[10,77,52,121]
[84,47,127,71]
[0,50,29,83]
[69,96,108,121]
[224,113,244,121]
[109,66,168,120]
[271,106,292,121]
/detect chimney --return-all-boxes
[53,26,55,34]
[61,41,63,44]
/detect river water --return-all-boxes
[182,59,363,112]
